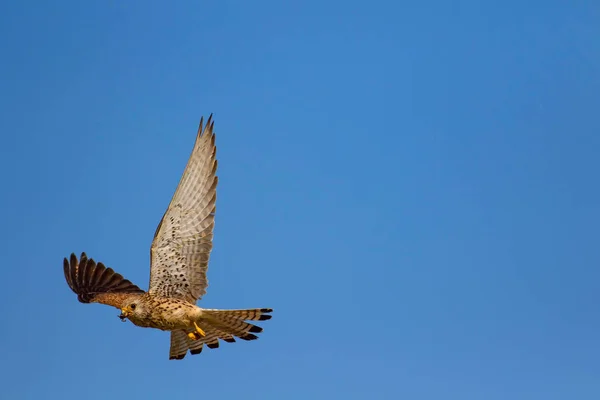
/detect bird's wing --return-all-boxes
[148,115,217,303]
[63,252,145,308]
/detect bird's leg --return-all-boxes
[187,322,206,340]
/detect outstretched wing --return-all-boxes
[63,252,145,308]
[148,115,217,303]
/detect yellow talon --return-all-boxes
[194,322,206,337]
[187,322,206,340]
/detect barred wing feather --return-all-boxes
[148,115,218,303]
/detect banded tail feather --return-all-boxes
[169,308,273,360]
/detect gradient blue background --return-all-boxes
[1,1,599,399]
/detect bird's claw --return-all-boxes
[187,322,206,340]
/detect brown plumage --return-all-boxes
[63,115,273,360]
[63,252,144,306]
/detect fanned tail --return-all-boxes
[168,308,273,360]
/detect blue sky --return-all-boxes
[1,1,599,399]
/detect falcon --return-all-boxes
[63,115,273,360]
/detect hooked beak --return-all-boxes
[119,307,130,322]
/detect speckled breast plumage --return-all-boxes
[127,294,199,331]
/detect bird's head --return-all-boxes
[118,296,147,322]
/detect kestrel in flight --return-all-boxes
[63,115,272,360]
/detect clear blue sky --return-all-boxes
[1,1,599,399]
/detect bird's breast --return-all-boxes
[142,298,199,330]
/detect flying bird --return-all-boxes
[63,115,272,360]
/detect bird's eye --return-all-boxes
[130,304,136,310]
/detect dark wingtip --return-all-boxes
[170,354,186,360]
[249,325,263,333]
[207,113,213,129]
[258,314,272,321]
[198,116,204,133]
[63,257,73,289]
[223,337,236,343]
[63,253,144,303]
[198,114,214,136]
